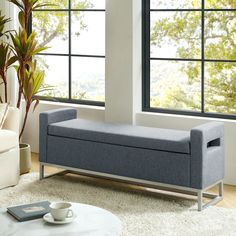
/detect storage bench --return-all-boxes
[39,108,224,211]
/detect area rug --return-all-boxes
[0,173,236,236]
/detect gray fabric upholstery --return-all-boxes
[39,108,77,162]
[48,119,191,154]
[47,135,191,187]
[190,122,224,189]
[39,108,225,190]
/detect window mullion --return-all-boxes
[201,0,205,113]
[143,0,150,109]
[69,0,72,100]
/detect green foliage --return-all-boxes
[22,60,45,105]
[10,27,48,110]
[33,0,90,48]
[10,29,47,65]
[151,0,201,9]
[9,0,50,110]
[151,11,201,59]
[205,0,235,9]
[9,0,51,139]
[32,0,95,100]
[18,59,47,138]
[0,11,11,38]
[0,44,16,76]
[8,0,53,29]
[150,0,236,114]
[0,11,14,103]
[0,44,17,102]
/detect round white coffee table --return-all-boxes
[0,202,122,236]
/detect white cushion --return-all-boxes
[0,130,18,153]
[0,103,9,129]
[0,147,19,189]
[2,107,19,134]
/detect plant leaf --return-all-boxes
[33,99,39,112]
[8,0,24,11]
[7,55,18,67]
[18,11,25,28]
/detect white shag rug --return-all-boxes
[0,173,236,236]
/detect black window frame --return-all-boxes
[142,0,236,120]
[31,0,105,107]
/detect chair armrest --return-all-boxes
[39,108,77,162]
[2,107,20,134]
[190,122,224,189]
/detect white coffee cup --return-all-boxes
[50,202,73,221]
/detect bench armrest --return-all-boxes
[190,122,224,189]
[39,108,77,162]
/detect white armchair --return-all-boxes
[0,107,20,189]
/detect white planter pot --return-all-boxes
[20,143,31,174]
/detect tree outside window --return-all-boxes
[144,0,236,117]
[32,0,105,105]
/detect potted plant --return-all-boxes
[7,0,50,173]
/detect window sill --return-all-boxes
[137,111,236,124]
[38,100,105,111]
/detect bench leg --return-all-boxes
[39,162,223,211]
[39,162,69,180]
[39,163,44,180]
[197,181,224,211]
[197,191,203,211]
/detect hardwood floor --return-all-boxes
[31,153,236,209]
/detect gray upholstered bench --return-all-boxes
[39,108,224,211]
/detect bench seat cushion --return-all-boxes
[48,119,190,154]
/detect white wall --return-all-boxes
[105,0,141,124]
[4,0,236,185]
[105,0,133,124]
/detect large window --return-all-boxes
[143,0,236,119]
[32,0,105,106]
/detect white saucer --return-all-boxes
[43,213,77,224]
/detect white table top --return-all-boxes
[0,202,122,236]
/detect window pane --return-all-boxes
[205,62,236,114]
[151,0,201,9]
[71,0,105,9]
[150,12,201,59]
[38,0,68,9]
[32,12,69,54]
[205,1,236,9]
[71,12,105,56]
[150,60,201,111]
[205,11,236,60]
[36,55,69,98]
[71,57,105,101]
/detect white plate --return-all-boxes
[43,213,77,224]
